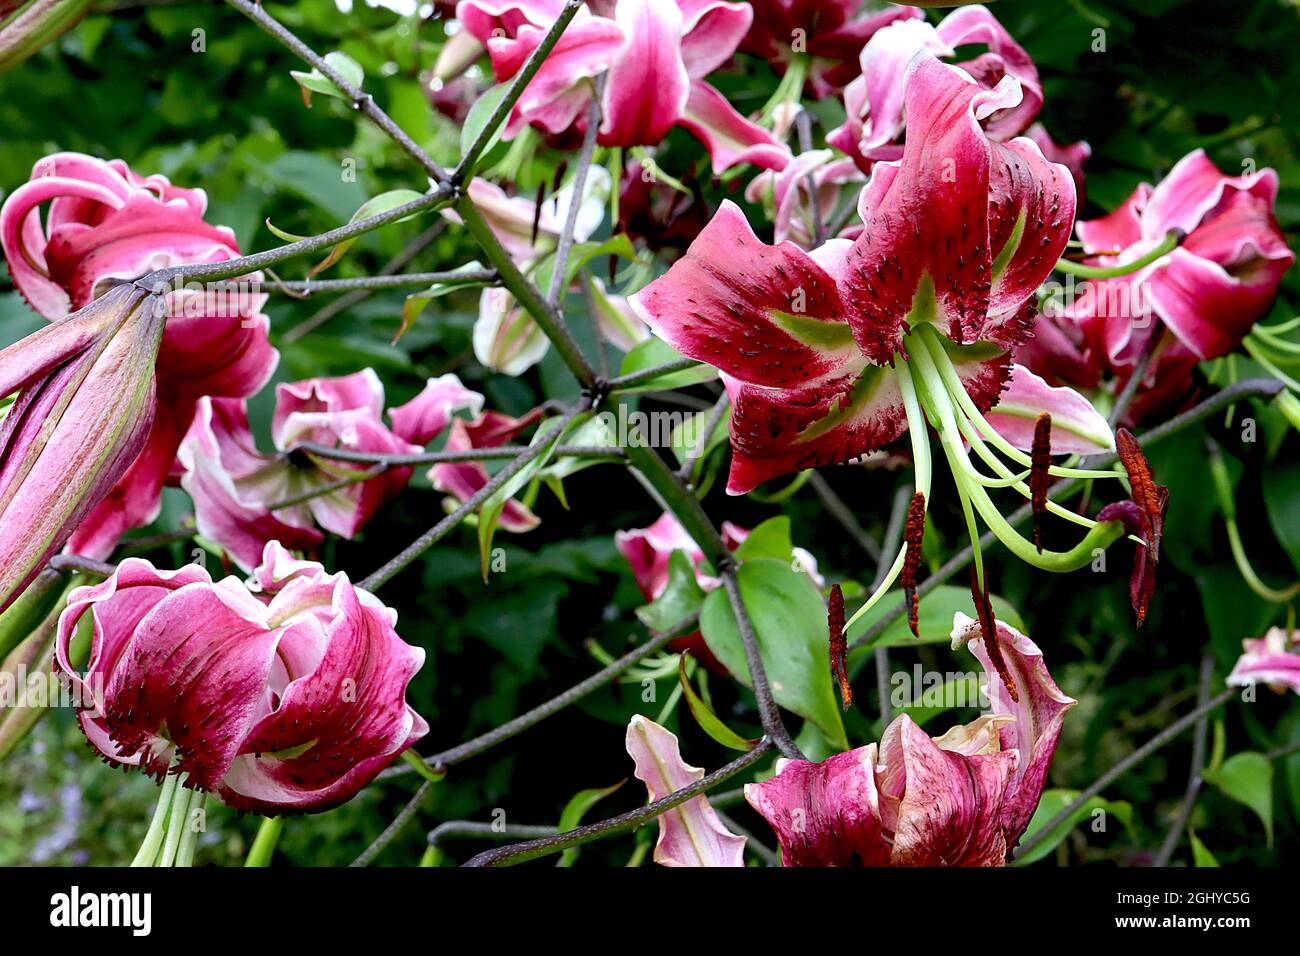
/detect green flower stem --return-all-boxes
[456,196,598,388]
[157,781,194,867]
[130,774,180,867]
[1245,337,1300,392]
[1053,229,1182,279]
[244,816,284,868]
[461,737,775,867]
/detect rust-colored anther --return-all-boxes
[1115,428,1168,627]
[828,583,851,710]
[969,566,1019,702]
[1030,412,1053,553]
[901,491,927,637]
[530,181,546,249]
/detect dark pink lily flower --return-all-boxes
[53,542,429,814]
[455,0,790,173]
[178,371,483,570]
[430,409,542,533]
[1226,628,1300,696]
[829,5,1041,174]
[744,616,1074,866]
[632,53,1086,494]
[738,0,923,99]
[1067,149,1294,366]
[0,153,278,560]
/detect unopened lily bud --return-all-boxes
[0,0,95,76]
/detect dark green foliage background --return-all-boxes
[1,0,1298,866]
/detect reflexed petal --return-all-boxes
[1142,148,1280,241]
[273,369,386,448]
[951,612,1077,842]
[625,715,745,866]
[984,364,1114,455]
[1226,628,1300,695]
[677,81,792,174]
[430,414,540,533]
[388,373,484,446]
[937,4,1042,142]
[630,200,858,388]
[600,0,691,147]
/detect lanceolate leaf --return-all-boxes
[678,655,756,752]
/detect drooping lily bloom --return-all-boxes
[0,153,278,559]
[1226,627,1300,695]
[53,542,429,813]
[744,615,1074,866]
[1067,149,1294,366]
[0,283,163,613]
[430,409,542,532]
[738,0,923,99]
[829,5,1041,174]
[455,0,790,173]
[617,511,821,668]
[633,52,1146,625]
[178,371,482,571]
[625,715,745,866]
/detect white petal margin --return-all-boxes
[625,715,746,867]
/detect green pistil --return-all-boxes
[1054,229,1182,279]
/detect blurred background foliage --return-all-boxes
[1,0,1299,867]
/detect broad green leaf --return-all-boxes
[699,558,848,751]
[618,337,718,393]
[557,780,624,867]
[1203,751,1273,845]
[1189,830,1220,867]
[679,656,756,752]
[290,50,364,108]
[635,550,706,634]
[459,83,511,176]
[733,516,794,564]
[1014,789,1135,865]
[846,584,1023,653]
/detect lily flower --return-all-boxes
[744,615,1074,866]
[178,371,482,571]
[1066,148,1293,368]
[625,714,745,866]
[744,148,864,249]
[1226,627,1300,695]
[829,4,1041,174]
[739,1,922,100]
[53,542,429,813]
[455,0,790,173]
[430,409,543,532]
[0,153,278,559]
[631,53,1145,632]
[0,283,163,612]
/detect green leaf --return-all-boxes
[733,516,794,564]
[679,656,757,752]
[1014,789,1135,865]
[618,337,718,393]
[699,558,848,750]
[394,259,492,342]
[290,50,364,108]
[459,84,511,176]
[533,234,636,296]
[557,780,624,867]
[1203,751,1274,845]
[846,584,1024,653]
[635,550,707,634]
[309,188,425,278]
[1188,830,1220,867]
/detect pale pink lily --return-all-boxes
[744,148,864,249]
[178,371,483,571]
[0,153,278,560]
[54,541,428,813]
[829,5,1041,174]
[625,715,745,866]
[1226,628,1300,695]
[456,0,790,173]
[1067,149,1294,366]
[744,617,1074,866]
